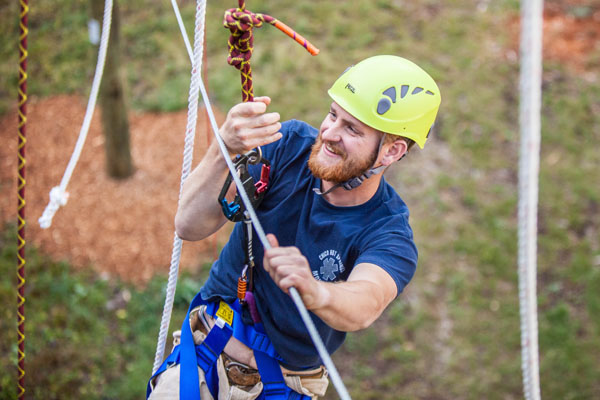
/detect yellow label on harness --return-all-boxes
[216,301,234,326]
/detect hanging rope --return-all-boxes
[518,0,543,399]
[17,1,29,398]
[38,0,114,229]
[223,0,319,102]
[152,0,208,374]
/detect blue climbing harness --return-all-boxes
[147,291,312,400]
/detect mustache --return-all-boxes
[316,136,346,158]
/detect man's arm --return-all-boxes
[175,97,282,241]
[263,234,398,332]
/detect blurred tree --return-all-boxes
[91,0,134,179]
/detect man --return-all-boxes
[149,55,441,399]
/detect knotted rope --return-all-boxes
[223,0,318,102]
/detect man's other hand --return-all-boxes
[263,234,328,310]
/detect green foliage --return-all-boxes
[0,224,195,399]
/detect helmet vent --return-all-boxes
[400,85,409,98]
[382,87,396,103]
[426,90,435,95]
[377,98,392,115]
[412,87,424,95]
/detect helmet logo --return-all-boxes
[377,86,397,115]
[344,83,356,93]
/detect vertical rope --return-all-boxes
[518,0,543,399]
[38,0,113,229]
[153,0,207,374]
[17,0,29,398]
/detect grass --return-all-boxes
[1,0,600,399]
[0,224,206,400]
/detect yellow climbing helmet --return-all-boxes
[328,55,441,149]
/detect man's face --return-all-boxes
[308,102,381,183]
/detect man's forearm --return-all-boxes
[309,279,388,332]
[175,141,231,241]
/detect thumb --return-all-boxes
[266,233,279,248]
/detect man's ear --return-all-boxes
[380,138,408,166]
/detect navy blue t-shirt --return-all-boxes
[200,120,417,369]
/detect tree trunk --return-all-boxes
[91,0,134,179]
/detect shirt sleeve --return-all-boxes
[354,221,418,296]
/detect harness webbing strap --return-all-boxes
[205,299,280,360]
[254,351,290,398]
[195,325,233,372]
[179,294,204,399]
[149,292,312,399]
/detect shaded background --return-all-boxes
[1,0,599,398]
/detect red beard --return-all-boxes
[307,135,378,183]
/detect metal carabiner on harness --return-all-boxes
[218,148,271,222]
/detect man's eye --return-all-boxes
[329,111,336,119]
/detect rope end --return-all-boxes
[38,187,69,229]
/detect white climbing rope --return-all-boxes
[152,0,207,374]
[38,0,113,229]
[156,2,352,399]
[518,0,543,399]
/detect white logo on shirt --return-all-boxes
[314,249,345,281]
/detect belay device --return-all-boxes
[218,147,270,321]
[218,147,270,223]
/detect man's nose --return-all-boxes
[321,121,342,142]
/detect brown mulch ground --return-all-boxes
[1,95,225,284]
[508,2,600,75]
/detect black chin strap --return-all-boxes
[313,164,386,196]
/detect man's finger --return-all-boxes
[266,233,279,248]
[254,112,280,127]
[233,100,268,117]
[253,96,271,106]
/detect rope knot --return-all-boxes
[38,186,69,229]
[221,0,318,103]
[223,8,266,70]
